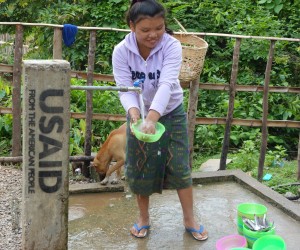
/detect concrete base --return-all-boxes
[68,170,300,250]
[192,169,300,222]
[70,182,124,194]
[200,158,232,172]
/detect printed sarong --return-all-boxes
[125,104,192,196]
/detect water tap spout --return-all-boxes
[133,78,144,93]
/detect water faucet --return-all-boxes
[133,78,144,93]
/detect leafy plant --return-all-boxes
[69,78,125,155]
[0,114,12,156]
[265,145,287,167]
[0,77,12,106]
[69,119,85,156]
[258,0,284,14]
[0,77,12,156]
[1,0,129,73]
[193,124,225,155]
[228,140,260,172]
[0,0,299,159]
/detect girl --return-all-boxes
[112,0,208,241]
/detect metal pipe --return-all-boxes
[0,155,94,163]
[70,85,141,92]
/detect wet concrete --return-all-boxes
[68,170,300,250]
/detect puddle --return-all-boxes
[69,205,86,221]
[68,190,196,250]
[68,192,140,249]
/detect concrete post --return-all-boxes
[22,60,70,250]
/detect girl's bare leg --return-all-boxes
[177,186,208,240]
[130,194,150,237]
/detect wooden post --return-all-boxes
[83,30,96,177]
[187,78,200,168]
[12,24,24,157]
[53,27,63,59]
[220,38,241,170]
[257,40,276,181]
[297,132,300,180]
[22,60,70,250]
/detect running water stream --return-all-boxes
[139,93,145,123]
[133,79,145,123]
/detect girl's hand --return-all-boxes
[129,107,140,124]
[129,107,140,134]
[141,110,160,134]
[141,120,156,134]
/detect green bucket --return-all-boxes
[243,224,275,248]
[237,203,267,235]
[231,248,252,250]
[252,235,286,250]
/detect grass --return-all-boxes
[256,161,299,196]
[193,153,299,196]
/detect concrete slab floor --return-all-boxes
[199,159,232,172]
[68,170,300,250]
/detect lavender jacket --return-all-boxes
[112,32,183,117]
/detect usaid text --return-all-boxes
[27,88,65,194]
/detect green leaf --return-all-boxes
[282,111,292,120]
[69,143,74,155]
[0,90,5,99]
[266,3,275,9]
[79,119,86,132]
[0,117,3,132]
[274,4,283,13]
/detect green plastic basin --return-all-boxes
[132,119,165,143]
[252,235,286,250]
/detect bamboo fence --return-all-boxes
[0,22,299,181]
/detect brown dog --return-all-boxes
[91,123,126,185]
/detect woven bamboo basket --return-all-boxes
[174,33,208,82]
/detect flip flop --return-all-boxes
[131,223,150,238]
[185,225,208,241]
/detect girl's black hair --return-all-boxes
[126,0,173,35]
